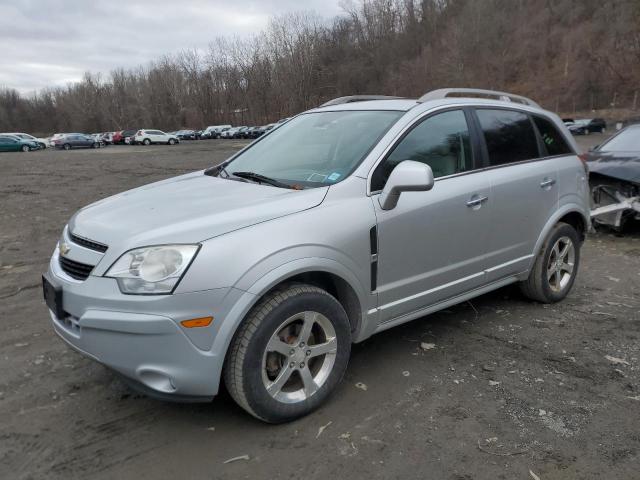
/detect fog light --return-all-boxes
[180,316,213,328]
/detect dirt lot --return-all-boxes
[1,134,639,480]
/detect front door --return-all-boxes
[370,109,493,324]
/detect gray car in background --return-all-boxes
[42,88,591,423]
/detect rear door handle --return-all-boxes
[540,178,556,189]
[466,195,488,208]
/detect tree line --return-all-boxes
[1,0,639,135]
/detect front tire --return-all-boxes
[224,284,351,423]
[520,222,581,303]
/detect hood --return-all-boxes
[69,171,328,249]
[587,151,640,185]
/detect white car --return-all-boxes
[1,132,48,149]
[203,125,232,139]
[133,129,179,145]
[221,127,241,138]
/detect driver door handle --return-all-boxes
[466,195,488,208]
[540,178,556,189]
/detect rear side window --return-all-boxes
[476,109,539,166]
[533,116,572,156]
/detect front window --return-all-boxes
[598,127,640,152]
[223,110,403,188]
[371,109,473,191]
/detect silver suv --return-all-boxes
[43,88,590,423]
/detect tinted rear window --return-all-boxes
[477,109,539,166]
[533,116,572,156]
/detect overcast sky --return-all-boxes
[1,0,343,95]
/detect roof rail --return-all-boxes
[418,88,540,108]
[321,95,404,107]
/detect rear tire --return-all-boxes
[21,145,30,152]
[63,143,71,150]
[224,284,351,423]
[143,138,151,145]
[520,222,581,303]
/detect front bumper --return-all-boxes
[45,256,246,400]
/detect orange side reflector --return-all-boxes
[180,316,213,328]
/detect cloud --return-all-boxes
[1,0,343,94]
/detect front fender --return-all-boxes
[206,256,370,395]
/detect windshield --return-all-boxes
[575,119,590,125]
[225,110,402,188]
[599,127,640,152]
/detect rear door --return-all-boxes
[151,130,164,143]
[371,109,493,324]
[472,108,559,281]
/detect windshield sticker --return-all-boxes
[327,172,341,182]
[307,173,328,182]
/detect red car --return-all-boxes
[112,129,138,144]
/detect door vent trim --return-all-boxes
[369,226,378,291]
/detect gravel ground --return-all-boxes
[1,134,639,480]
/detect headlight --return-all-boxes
[105,245,199,294]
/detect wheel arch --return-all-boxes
[526,204,589,275]
[208,260,367,396]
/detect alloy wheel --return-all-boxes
[261,311,337,404]
[547,236,575,292]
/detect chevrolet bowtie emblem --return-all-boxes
[59,242,71,256]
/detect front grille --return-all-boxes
[70,232,108,253]
[59,256,94,281]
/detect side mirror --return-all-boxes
[378,160,435,210]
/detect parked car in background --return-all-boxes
[52,134,102,150]
[112,129,138,144]
[42,88,591,423]
[248,125,267,138]
[101,132,114,144]
[133,129,179,145]
[562,118,575,127]
[222,126,248,139]
[568,118,606,135]
[49,133,82,147]
[245,126,263,139]
[233,126,250,138]
[194,130,203,139]
[91,133,109,146]
[1,132,48,149]
[202,125,232,139]
[176,130,197,140]
[0,135,41,152]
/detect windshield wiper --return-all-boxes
[231,171,297,189]
[205,163,248,182]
